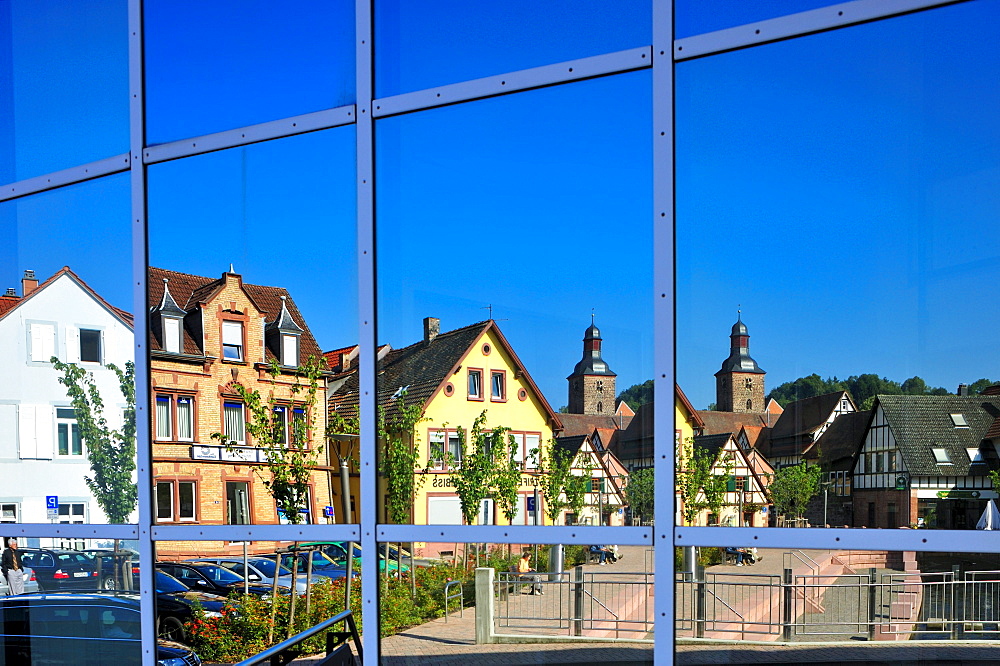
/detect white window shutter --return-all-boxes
[41,325,55,361]
[164,318,180,353]
[30,324,44,362]
[35,405,54,459]
[18,404,37,458]
[66,326,81,363]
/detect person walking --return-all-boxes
[517,551,543,595]
[2,537,25,595]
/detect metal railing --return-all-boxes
[235,609,362,666]
[444,579,464,622]
[493,568,653,638]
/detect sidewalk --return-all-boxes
[377,545,653,665]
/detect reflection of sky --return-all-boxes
[376,72,652,408]
[5,1,1000,414]
[677,0,1000,409]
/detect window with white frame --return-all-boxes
[221,320,244,361]
[28,322,56,363]
[467,369,482,400]
[281,333,298,367]
[226,481,250,525]
[429,429,461,468]
[223,401,246,446]
[55,408,83,457]
[163,316,182,353]
[490,370,505,401]
[156,480,196,521]
[0,503,18,523]
[79,328,102,363]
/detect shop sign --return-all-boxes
[935,489,981,499]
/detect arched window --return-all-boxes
[746,399,753,411]
[597,401,603,413]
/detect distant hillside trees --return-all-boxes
[767,373,996,410]
[617,379,654,411]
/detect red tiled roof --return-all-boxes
[0,295,20,317]
[148,267,322,362]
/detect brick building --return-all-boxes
[714,314,766,413]
[148,267,331,559]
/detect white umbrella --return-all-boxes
[976,499,1000,530]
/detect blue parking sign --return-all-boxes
[46,496,58,509]
[526,497,536,512]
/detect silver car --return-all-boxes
[189,556,310,594]
[0,566,40,595]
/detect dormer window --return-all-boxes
[163,316,182,353]
[932,448,952,464]
[222,321,244,361]
[950,413,969,427]
[281,333,299,367]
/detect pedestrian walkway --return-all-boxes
[377,545,654,665]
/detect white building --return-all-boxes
[0,268,134,546]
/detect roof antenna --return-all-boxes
[481,304,507,322]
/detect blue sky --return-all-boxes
[4,1,1000,413]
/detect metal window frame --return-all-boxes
[0,1,980,664]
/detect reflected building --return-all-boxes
[0,268,134,545]
[328,318,562,552]
[148,267,332,559]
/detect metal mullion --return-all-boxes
[377,525,651,546]
[127,1,156,664]
[356,0,378,660]
[673,0,968,61]
[142,105,357,165]
[0,154,130,203]
[678,525,1000,554]
[371,46,652,119]
[151,524,361,542]
[2,523,139,540]
[654,0,674,663]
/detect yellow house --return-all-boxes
[328,318,562,555]
[675,384,705,526]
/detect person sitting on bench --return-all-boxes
[725,546,748,566]
[517,552,543,594]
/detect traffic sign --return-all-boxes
[324,506,335,517]
[526,497,536,512]
[47,509,58,520]
[46,496,58,510]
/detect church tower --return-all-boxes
[567,317,616,415]
[715,314,766,413]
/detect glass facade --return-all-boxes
[1,1,995,664]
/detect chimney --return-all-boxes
[22,270,38,296]
[423,317,440,343]
[958,383,969,396]
[4,288,16,297]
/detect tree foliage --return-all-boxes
[766,372,985,409]
[617,379,654,411]
[492,432,524,526]
[52,358,137,524]
[534,440,578,525]
[377,394,427,525]
[449,412,510,525]
[769,463,823,520]
[624,467,654,524]
[211,356,325,525]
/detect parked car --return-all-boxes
[191,556,310,593]
[81,548,139,590]
[154,569,227,643]
[0,591,202,665]
[299,541,411,574]
[155,561,281,598]
[0,566,40,594]
[272,549,354,582]
[16,547,100,591]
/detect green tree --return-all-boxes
[51,359,137,524]
[617,379,654,411]
[769,463,823,521]
[702,454,734,521]
[969,378,998,395]
[677,440,731,526]
[492,433,524,526]
[450,411,508,526]
[901,376,927,395]
[535,439,575,525]
[624,467,654,524]
[377,395,427,525]
[211,356,325,525]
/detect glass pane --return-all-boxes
[0,175,136,526]
[147,128,358,527]
[0,0,128,184]
[677,0,845,38]
[677,547,1000,654]
[372,73,650,527]
[375,0,651,97]
[143,0,355,144]
[676,0,1000,529]
[378,540,653,662]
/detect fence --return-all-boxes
[676,565,1000,642]
[485,567,654,641]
